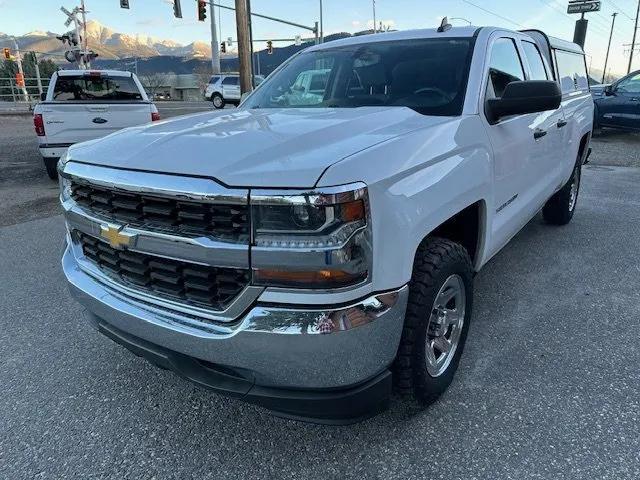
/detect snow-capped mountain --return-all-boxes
[0,20,212,60]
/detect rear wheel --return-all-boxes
[394,237,473,405]
[44,157,58,180]
[543,161,581,225]
[212,93,225,109]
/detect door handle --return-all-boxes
[631,98,639,102]
[557,119,568,128]
[534,129,548,139]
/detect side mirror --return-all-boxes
[486,80,562,124]
[604,85,615,96]
[40,92,47,101]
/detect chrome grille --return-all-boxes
[77,232,251,311]
[70,181,249,241]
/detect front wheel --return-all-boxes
[394,237,474,405]
[212,93,225,109]
[543,161,581,225]
[44,157,58,180]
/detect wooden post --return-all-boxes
[235,0,253,94]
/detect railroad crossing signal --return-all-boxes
[567,0,601,14]
[3,48,10,60]
[197,0,207,21]
[172,0,182,18]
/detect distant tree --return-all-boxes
[193,64,212,93]
[139,72,169,97]
[0,53,58,101]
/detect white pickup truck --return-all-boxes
[33,70,159,179]
[58,26,593,423]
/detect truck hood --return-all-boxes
[69,107,443,188]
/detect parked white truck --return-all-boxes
[33,70,160,179]
[59,26,593,423]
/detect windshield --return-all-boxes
[243,38,474,116]
[52,75,144,102]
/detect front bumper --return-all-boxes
[63,244,408,421]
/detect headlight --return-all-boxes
[58,155,72,203]
[250,183,371,289]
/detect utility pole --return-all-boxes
[603,12,618,83]
[319,0,324,43]
[372,0,377,33]
[234,0,253,94]
[10,37,29,102]
[210,0,220,74]
[32,51,43,95]
[629,0,640,74]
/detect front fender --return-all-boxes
[317,116,493,290]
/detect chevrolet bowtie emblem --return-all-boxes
[100,224,134,250]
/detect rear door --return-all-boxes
[520,39,566,190]
[42,72,152,144]
[221,76,241,101]
[598,72,640,129]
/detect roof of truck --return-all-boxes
[56,69,135,77]
[306,26,583,54]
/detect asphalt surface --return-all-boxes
[2,107,640,479]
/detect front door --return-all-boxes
[221,76,241,101]
[481,35,563,257]
[598,72,640,129]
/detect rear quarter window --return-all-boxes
[53,75,144,101]
[555,50,588,94]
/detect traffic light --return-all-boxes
[120,0,130,8]
[173,0,182,18]
[3,48,10,60]
[197,0,207,21]
[267,40,273,55]
[220,41,226,54]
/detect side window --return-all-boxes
[555,50,588,93]
[486,38,525,99]
[222,76,238,86]
[617,73,640,94]
[522,41,549,80]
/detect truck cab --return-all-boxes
[58,26,593,423]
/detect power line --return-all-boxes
[460,0,522,28]
[607,0,635,21]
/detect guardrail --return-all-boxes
[0,77,51,105]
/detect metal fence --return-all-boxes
[0,77,51,105]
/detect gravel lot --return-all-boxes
[1,108,640,479]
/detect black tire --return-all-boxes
[542,160,581,225]
[212,93,225,109]
[394,237,474,405]
[44,157,59,180]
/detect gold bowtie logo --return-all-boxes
[100,224,134,250]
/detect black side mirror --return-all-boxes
[40,92,47,101]
[486,80,562,124]
[604,85,615,96]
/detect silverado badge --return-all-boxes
[100,224,134,250]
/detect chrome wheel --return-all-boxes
[213,95,223,108]
[568,166,580,212]
[425,274,466,377]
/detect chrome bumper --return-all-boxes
[63,244,408,389]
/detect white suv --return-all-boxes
[204,73,265,108]
[59,27,592,423]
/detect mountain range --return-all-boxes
[0,20,213,60]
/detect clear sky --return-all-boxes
[0,0,638,76]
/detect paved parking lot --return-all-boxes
[1,109,640,479]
